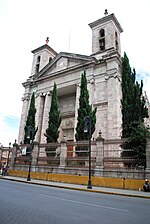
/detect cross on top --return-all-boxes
[46,37,49,44]
[104,9,108,16]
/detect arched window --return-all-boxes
[37,55,41,63]
[100,29,105,37]
[99,29,105,51]
[35,55,41,73]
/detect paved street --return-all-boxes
[0,179,150,224]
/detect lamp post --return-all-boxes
[84,116,92,189]
[6,142,11,168]
[27,125,35,181]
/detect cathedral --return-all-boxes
[18,12,123,145]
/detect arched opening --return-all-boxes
[99,29,105,51]
[35,55,41,73]
[37,55,41,63]
[115,32,118,50]
[100,29,105,37]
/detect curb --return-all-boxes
[1,176,150,199]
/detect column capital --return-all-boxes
[22,94,30,101]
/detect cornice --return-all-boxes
[89,13,123,33]
[31,44,58,56]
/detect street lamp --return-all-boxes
[6,142,11,168]
[84,116,92,189]
[27,125,35,181]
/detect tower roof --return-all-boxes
[88,13,123,33]
[31,44,58,56]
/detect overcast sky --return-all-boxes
[0,0,150,146]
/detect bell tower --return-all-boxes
[89,10,123,60]
[31,37,57,76]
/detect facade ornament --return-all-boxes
[65,120,73,127]
[21,94,30,101]
[113,73,121,82]
[105,72,121,81]
[104,75,109,80]
[96,130,104,141]
[47,91,51,96]
[76,83,80,87]
[35,93,40,98]
[90,73,95,84]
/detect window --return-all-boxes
[36,64,39,73]
[37,55,41,63]
[35,55,41,73]
[115,32,118,50]
[99,29,105,51]
[100,29,105,37]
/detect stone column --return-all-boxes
[40,92,52,143]
[18,94,30,144]
[31,143,39,171]
[59,139,67,168]
[146,139,150,179]
[74,84,80,140]
[105,68,122,139]
[10,146,17,168]
[34,94,45,142]
[95,131,104,176]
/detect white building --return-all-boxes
[18,12,123,145]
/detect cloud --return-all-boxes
[137,70,150,100]
[0,113,19,146]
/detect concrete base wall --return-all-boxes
[8,169,148,191]
[11,164,146,180]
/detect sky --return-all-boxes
[0,0,150,147]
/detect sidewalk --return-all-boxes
[1,175,150,199]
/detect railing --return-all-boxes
[10,139,147,180]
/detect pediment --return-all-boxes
[36,52,93,79]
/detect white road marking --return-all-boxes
[38,194,129,212]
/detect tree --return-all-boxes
[121,53,135,138]
[44,82,61,157]
[75,70,97,156]
[24,92,37,145]
[121,52,149,168]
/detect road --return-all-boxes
[0,179,150,224]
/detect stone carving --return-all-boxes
[21,94,30,101]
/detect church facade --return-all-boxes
[18,13,123,145]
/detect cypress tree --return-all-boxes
[75,70,97,156]
[44,82,61,156]
[24,92,37,145]
[121,52,149,168]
